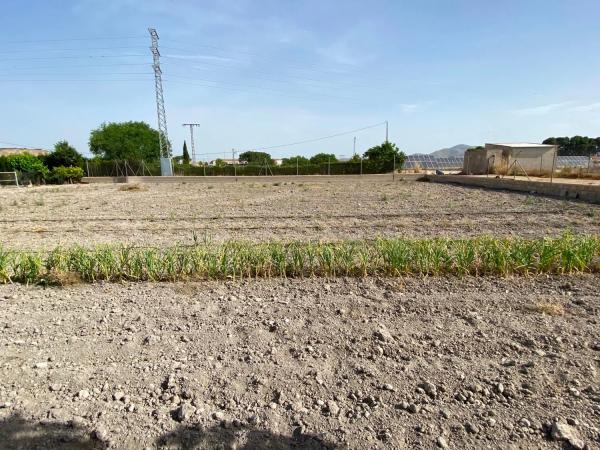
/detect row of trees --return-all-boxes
[86,122,406,171]
[543,136,600,155]
[2,121,405,183]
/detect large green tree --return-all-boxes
[363,141,406,171]
[239,151,273,165]
[89,121,166,161]
[45,140,83,169]
[309,153,337,165]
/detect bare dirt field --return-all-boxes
[1,178,599,449]
[1,276,599,449]
[1,178,600,250]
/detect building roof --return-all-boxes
[486,143,555,148]
[0,147,49,156]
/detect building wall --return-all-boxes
[465,145,557,175]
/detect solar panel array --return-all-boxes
[404,155,592,170]
[404,155,464,170]
[556,156,589,168]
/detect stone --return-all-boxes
[436,436,448,448]
[49,384,61,392]
[113,391,125,401]
[93,426,109,442]
[326,400,340,416]
[551,422,585,450]
[77,390,90,399]
[374,327,394,342]
[174,403,196,422]
[465,422,480,434]
[419,381,437,398]
[34,362,48,369]
[212,411,225,421]
[408,403,420,414]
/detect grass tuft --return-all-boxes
[527,301,565,316]
[119,183,148,192]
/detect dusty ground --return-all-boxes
[0,276,599,449]
[1,179,599,250]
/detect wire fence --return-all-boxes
[85,158,400,177]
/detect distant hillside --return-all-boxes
[430,144,472,158]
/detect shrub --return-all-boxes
[45,141,84,169]
[6,154,49,184]
[48,166,84,184]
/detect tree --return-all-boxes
[238,151,273,165]
[543,136,600,156]
[349,154,361,163]
[363,141,406,171]
[45,140,83,169]
[281,155,310,166]
[182,140,190,164]
[213,158,227,168]
[89,121,166,161]
[309,153,337,165]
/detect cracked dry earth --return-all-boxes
[1,275,599,449]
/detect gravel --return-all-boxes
[1,275,598,448]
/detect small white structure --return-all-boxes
[464,143,557,175]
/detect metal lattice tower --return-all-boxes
[182,123,200,164]
[148,28,172,175]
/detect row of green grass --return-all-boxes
[0,234,598,285]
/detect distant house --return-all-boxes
[272,158,283,166]
[464,143,557,175]
[0,148,49,157]
[207,158,245,166]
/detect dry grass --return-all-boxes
[527,301,565,316]
[119,183,148,192]
[44,268,83,286]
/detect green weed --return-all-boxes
[0,234,598,285]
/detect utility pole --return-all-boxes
[182,123,200,164]
[385,121,389,143]
[353,136,356,156]
[232,148,237,179]
[149,28,172,176]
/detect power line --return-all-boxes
[0,36,147,45]
[0,140,47,149]
[0,46,148,55]
[244,122,388,152]
[0,54,147,62]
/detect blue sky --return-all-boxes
[1,0,599,158]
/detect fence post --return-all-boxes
[360,157,363,176]
[550,148,556,183]
[328,157,330,176]
[296,157,299,176]
[393,153,395,181]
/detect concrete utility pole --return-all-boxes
[182,123,200,164]
[353,136,356,155]
[385,121,389,143]
[149,28,172,176]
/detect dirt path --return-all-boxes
[1,275,598,449]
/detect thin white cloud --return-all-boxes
[400,104,419,113]
[512,102,573,116]
[569,102,600,112]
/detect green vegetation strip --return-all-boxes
[1,235,599,285]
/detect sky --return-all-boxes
[1,0,600,159]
